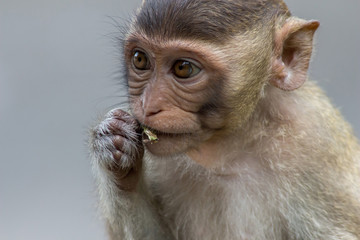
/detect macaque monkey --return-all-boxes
[90,0,360,239]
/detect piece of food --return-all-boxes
[142,126,159,144]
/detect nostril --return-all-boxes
[145,109,162,117]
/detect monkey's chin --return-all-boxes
[144,133,196,157]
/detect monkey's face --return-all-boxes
[124,36,231,156]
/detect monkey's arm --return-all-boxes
[93,167,172,240]
[90,109,172,240]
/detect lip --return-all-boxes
[156,131,190,138]
[141,124,190,135]
[141,125,191,143]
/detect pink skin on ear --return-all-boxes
[270,18,320,91]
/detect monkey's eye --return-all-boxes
[133,51,150,70]
[172,60,201,79]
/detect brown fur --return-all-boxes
[134,0,290,43]
[90,0,360,239]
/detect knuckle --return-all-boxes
[118,138,135,155]
[105,109,132,122]
[106,109,139,128]
[112,135,124,149]
[95,119,127,138]
[112,136,136,155]
[112,150,123,161]
[105,108,126,118]
[107,119,123,132]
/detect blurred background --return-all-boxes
[0,0,359,239]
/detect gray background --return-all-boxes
[0,0,359,239]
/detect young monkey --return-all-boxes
[90,0,360,239]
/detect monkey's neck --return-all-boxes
[186,139,225,169]
[186,130,251,173]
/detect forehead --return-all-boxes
[134,0,272,44]
[134,0,289,44]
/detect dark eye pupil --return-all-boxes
[133,51,148,70]
[174,61,193,78]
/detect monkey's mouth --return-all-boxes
[142,126,159,144]
[141,125,191,144]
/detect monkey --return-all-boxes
[90,0,360,239]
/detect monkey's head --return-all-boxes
[123,0,319,157]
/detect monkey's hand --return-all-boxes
[91,109,144,191]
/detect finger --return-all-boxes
[111,135,126,152]
[106,109,139,127]
[106,119,129,137]
[112,150,123,162]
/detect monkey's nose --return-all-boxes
[141,94,165,118]
[141,100,163,118]
[144,109,162,117]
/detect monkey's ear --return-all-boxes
[270,17,320,91]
